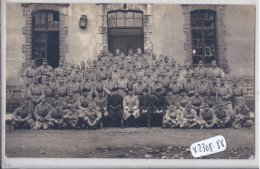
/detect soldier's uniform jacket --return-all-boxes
[124,70,133,80]
[197,82,208,96]
[143,76,154,87]
[39,65,52,77]
[214,106,230,120]
[117,78,128,90]
[93,96,107,111]
[135,69,145,79]
[178,94,190,107]
[103,79,116,95]
[139,94,153,110]
[99,71,107,80]
[133,83,148,96]
[232,86,243,97]
[12,106,31,121]
[64,95,78,108]
[23,66,39,85]
[107,94,123,110]
[82,81,93,92]
[183,81,196,96]
[34,102,53,120]
[216,84,233,104]
[190,95,203,107]
[28,84,43,100]
[165,108,181,121]
[166,93,178,106]
[203,94,215,107]
[85,108,102,122]
[194,66,206,78]
[69,81,81,94]
[55,66,64,79]
[123,95,139,110]
[77,95,91,109]
[199,108,215,122]
[159,76,171,89]
[152,95,169,110]
[234,105,250,117]
[211,67,224,78]
[181,109,198,120]
[169,83,183,94]
[47,108,64,120]
[150,82,163,95]
[57,84,69,97]
[43,85,54,97]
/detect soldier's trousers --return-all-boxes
[138,109,152,127]
[12,119,34,129]
[151,112,163,127]
[104,108,123,127]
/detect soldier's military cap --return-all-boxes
[156,88,162,92]
[143,88,148,93]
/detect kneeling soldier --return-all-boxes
[214,104,231,128]
[33,96,54,130]
[198,103,217,129]
[123,88,140,128]
[11,101,34,129]
[163,104,181,128]
[180,103,199,128]
[232,100,254,129]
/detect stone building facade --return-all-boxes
[5,3,255,112]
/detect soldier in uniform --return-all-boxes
[159,70,171,95]
[93,90,108,128]
[150,79,163,96]
[83,103,102,130]
[198,103,217,129]
[194,60,206,78]
[134,48,144,61]
[232,100,254,128]
[106,87,124,128]
[203,88,216,108]
[169,77,183,100]
[28,76,44,115]
[33,96,54,130]
[210,60,224,85]
[125,49,134,61]
[46,104,65,129]
[103,72,116,96]
[93,75,104,97]
[117,72,129,98]
[190,91,203,116]
[42,77,54,105]
[231,80,244,109]
[69,75,81,99]
[138,88,153,128]
[115,49,124,60]
[163,104,182,128]
[180,103,199,128]
[135,63,145,79]
[11,101,34,129]
[214,104,231,128]
[197,77,208,98]
[56,77,69,107]
[123,88,140,128]
[82,75,94,98]
[127,75,137,90]
[124,65,133,80]
[151,88,169,127]
[178,91,190,108]
[99,66,107,81]
[55,60,64,80]
[39,58,52,84]
[23,60,39,99]
[216,77,233,116]
[133,77,147,98]
[183,75,196,97]
[63,104,80,129]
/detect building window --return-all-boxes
[32,10,60,68]
[191,10,217,66]
[107,10,144,55]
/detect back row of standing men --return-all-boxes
[12,48,253,129]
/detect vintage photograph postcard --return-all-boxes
[1,0,259,168]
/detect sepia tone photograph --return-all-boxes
[3,2,256,162]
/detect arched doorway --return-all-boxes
[107,10,144,55]
[31,10,60,68]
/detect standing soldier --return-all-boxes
[151,88,169,127]
[106,87,124,128]
[28,76,44,115]
[216,77,234,116]
[23,60,39,99]
[138,88,153,128]
[39,58,52,84]
[231,80,244,109]
[55,60,64,80]
[11,101,34,129]
[194,60,206,78]
[117,72,129,98]
[33,96,54,130]
[163,105,182,128]
[180,103,199,128]
[123,88,140,128]
[232,100,254,128]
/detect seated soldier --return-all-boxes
[33,96,54,130]
[46,105,65,129]
[123,88,140,128]
[106,87,124,128]
[214,104,231,128]
[151,88,169,127]
[198,103,217,129]
[11,101,34,129]
[180,103,199,128]
[138,88,153,128]
[163,104,181,128]
[63,104,80,129]
[93,90,108,129]
[232,100,254,129]
[83,103,102,130]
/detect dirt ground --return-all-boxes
[5,127,255,159]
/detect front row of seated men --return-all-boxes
[12,86,254,130]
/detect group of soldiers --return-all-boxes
[11,48,254,130]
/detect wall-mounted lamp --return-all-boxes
[79,15,87,29]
